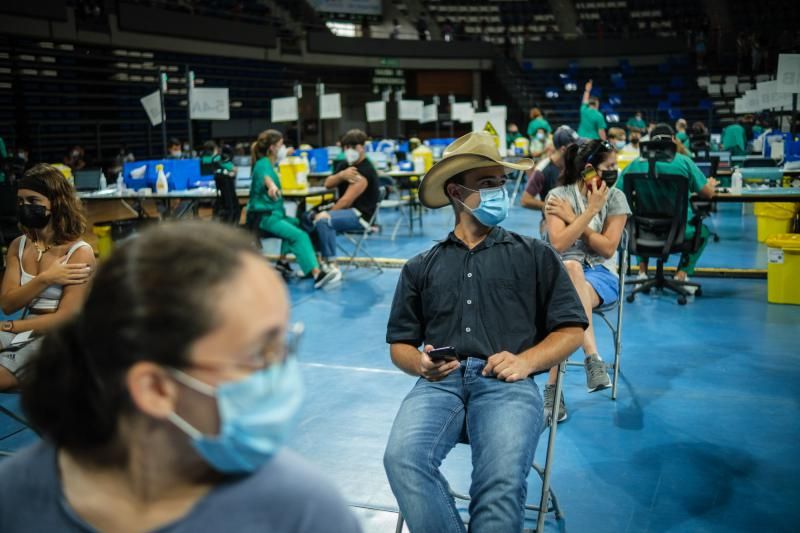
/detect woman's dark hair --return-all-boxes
[250,129,283,162]
[21,221,260,455]
[18,163,87,244]
[559,140,614,186]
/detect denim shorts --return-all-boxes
[584,265,619,306]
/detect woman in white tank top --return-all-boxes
[0,164,96,390]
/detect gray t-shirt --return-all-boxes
[0,442,362,533]
[544,184,631,274]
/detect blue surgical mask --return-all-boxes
[167,357,304,474]
[614,140,626,150]
[457,184,509,227]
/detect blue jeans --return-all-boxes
[314,209,364,260]
[384,358,544,533]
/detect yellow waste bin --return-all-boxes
[92,224,113,260]
[765,233,800,305]
[754,202,797,242]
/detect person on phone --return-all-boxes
[521,125,583,235]
[384,132,588,533]
[246,130,337,289]
[0,164,94,390]
[313,129,379,278]
[577,80,607,141]
[0,221,361,532]
[617,124,717,290]
[543,140,631,422]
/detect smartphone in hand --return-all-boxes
[428,346,457,361]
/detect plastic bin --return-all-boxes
[765,233,800,305]
[753,202,798,242]
[92,218,153,259]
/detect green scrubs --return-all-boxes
[578,104,607,140]
[247,157,319,275]
[721,123,747,156]
[617,153,710,275]
[526,117,552,137]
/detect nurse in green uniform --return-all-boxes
[577,80,607,140]
[247,130,338,289]
[526,108,552,138]
[722,119,747,156]
[617,124,718,290]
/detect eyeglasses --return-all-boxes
[190,322,304,373]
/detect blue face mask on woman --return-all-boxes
[457,184,509,227]
[167,357,303,474]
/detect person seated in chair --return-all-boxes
[616,124,717,291]
[246,130,337,290]
[0,164,95,390]
[521,126,582,236]
[313,129,379,277]
[543,139,631,422]
[384,132,587,533]
[0,221,360,533]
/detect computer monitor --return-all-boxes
[73,169,103,191]
[695,162,713,178]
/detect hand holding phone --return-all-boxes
[428,346,457,361]
[581,165,602,190]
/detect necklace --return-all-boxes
[32,240,52,263]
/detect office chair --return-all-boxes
[622,142,706,305]
[394,360,568,533]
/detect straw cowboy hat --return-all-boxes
[418,132,534,208]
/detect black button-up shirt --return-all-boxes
[386,226,588,357]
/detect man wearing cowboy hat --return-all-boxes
[384,132,588,532]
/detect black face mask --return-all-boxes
[17,204,51,229]
[601,170,619,188]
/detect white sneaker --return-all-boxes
[636,271,648,281]
[679,276,698,295]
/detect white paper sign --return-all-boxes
[451,102,474,123]
[489,105,507,122]
[189,87,229,120]
[421,103,438,124]
[140,90,163,126]
[365,101,386,122]
[776,54,800,94]
[398,99,424,121]
[271,96,298,123]
[734,97,746,114]
[744,90,760,112]
[472,110,508,157]
[320,93,342,120]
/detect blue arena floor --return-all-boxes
[1,199,797,532]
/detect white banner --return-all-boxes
[140,90,163,126]
[734,97,746,114]
[271,96,298,123]
[189,87,229,120]
[320,93,342,120]
[776,54,800,94]
[421,103,438,124]
[451,102,474,123]
[365,100,386,122]
[744,90,760,113]
[398,99,424,121]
